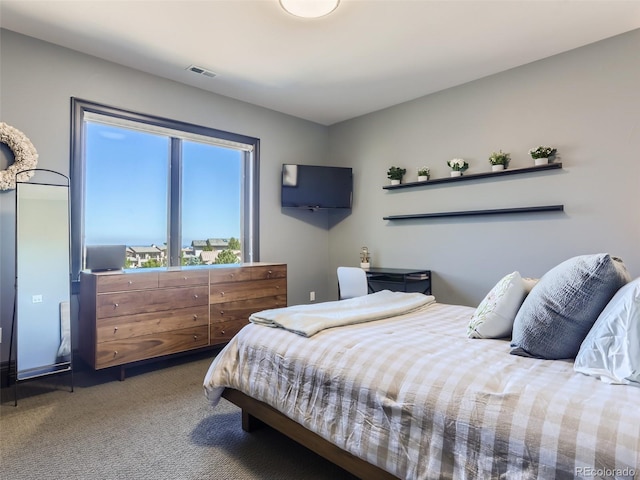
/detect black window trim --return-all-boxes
[70,97,260,286]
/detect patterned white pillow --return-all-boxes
[574,277,640,385]
[468,271,527,339]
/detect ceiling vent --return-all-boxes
[186,65,217,78]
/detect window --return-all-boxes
[70,98,259,280]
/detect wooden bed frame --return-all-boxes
[222,388,398,479]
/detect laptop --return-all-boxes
[85,245,126,272]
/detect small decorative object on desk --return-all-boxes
[406,272,429,280]
[528,146,557,166]
[488,150,510,171]
[360,246,370,269]
[387,166,406,185]
[417,166,430,182]
[447,158,468,177]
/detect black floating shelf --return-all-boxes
[383,205,564,221]
[383,162,562,190]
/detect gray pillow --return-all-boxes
[510,254,630,359]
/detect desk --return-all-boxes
[365,268,431,295]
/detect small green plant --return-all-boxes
[447,158,468,172]
[528,146,556,159]
[489,150,510,166]
[387,166,407,180]
[418,166,430,177]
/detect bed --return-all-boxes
[203,255,640,480]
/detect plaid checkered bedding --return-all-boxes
[204,302,640,479]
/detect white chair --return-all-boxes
[337,266,369,300]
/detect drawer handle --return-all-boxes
[219,310,224,315]
[114,327,118,333]
[113,303,119,308]
[192,314,198,321]
[113,351,118,357]
[268,270,273,276]
[229,273,234,279]
[193,335,198,341]
[221,330,225,335]
[183,276,188,280]
[128,281,133,285]
[193,294,198,299]
[220,291,225,297]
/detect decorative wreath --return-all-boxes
[0,122,39,191]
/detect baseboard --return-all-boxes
[1,360,13,388]
[0,347,220,389]
[0,354,80,388]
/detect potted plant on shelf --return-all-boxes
[387,166,407,185]
[417,166,430,182]
[447,158,468,177]
[528,146,557,166]
[489,150,510,171]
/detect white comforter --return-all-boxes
[204,302,640,480]
[249,290,435,336]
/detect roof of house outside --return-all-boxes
[192,238,231,249]
[128,246,163,254]
[207,238,229,247]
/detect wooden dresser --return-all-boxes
[79,263,286,375]
[209,264,287,344]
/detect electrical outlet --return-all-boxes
[310,291,315,302]
[32,294,43,303]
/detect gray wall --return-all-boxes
[327,29,640,306]
[0,29,332,360]
[2,28,639,362]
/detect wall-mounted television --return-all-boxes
[281,164,353,210]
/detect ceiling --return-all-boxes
[2,1,639,126]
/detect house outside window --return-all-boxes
[70,98,260,281]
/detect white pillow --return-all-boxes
[574,278,640,386]
[468,271,527,339]
[522,277,539,293]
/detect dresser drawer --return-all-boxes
[97,285,209,318]
[159,269,209,288]
[250,264,287,280]
[96,272,159,293]
[95,325,209,369]
[96,305,209,343]
[209,278,286,304]
[80,264,287,372]
[209,267,252,283]
[210,296,287,323]
[210,319,247,345]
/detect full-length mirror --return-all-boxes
[15,173,71,381]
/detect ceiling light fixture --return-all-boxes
[279,0,340,18]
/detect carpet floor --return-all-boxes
[0,353,358,480]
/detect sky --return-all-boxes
[85,122,242,248]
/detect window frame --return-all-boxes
[70,98,260,284]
